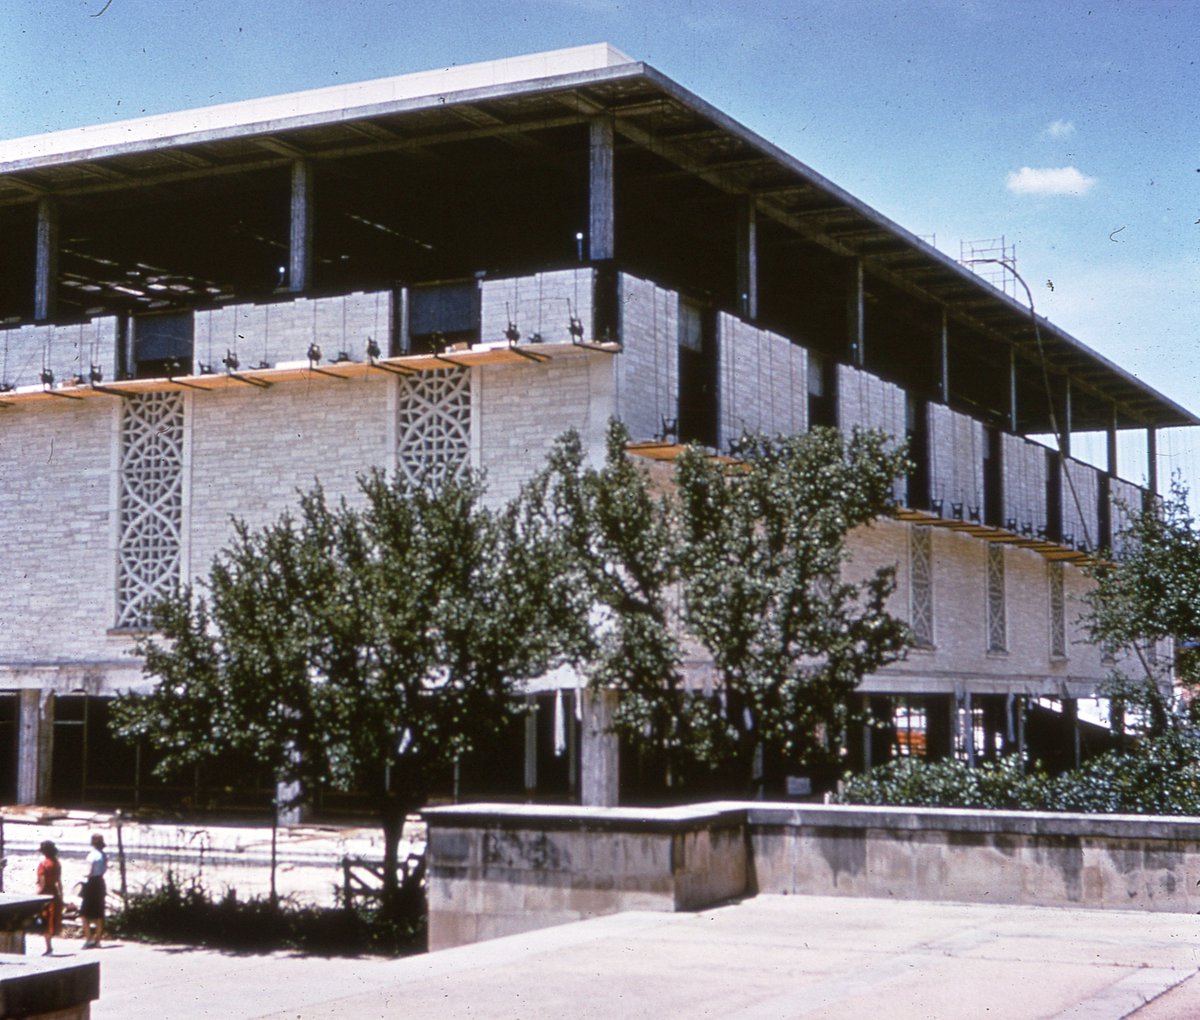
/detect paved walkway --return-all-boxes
[56,894,1200,1019]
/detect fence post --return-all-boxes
[115,810,128,908]
[270,809,279,908]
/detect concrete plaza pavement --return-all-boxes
[63,894,1200,1019]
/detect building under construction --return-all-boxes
[0,45,1192,811]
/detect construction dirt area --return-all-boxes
[0,805,425,917]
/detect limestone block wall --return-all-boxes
[424,803,748,950]
[0,399,130,681]
[716,312,807,448]
[1001,433,1048,534]
[194,290,391,371]
[425,802,1200,951]
[837,365,906,503]
[0,317,119,389]
[479,269,594,345]
[927,402,983,517]
[837,364,905,440]
[186,375,394,576]
[1062,457,1101,551]
[747,803,1200,914]
[1109,476,1143,556]
[850,518,1111,696]
[476,348,617,507]
[614,273,677,443]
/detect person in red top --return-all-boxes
[35,841,63,956]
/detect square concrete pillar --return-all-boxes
[580,688,619,807]
[17,691,50,806]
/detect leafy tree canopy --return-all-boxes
[529,421,912,795]
[114,469,559,907]
[1083,479,1200,733]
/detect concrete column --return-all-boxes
[1008,345,1018,433]
[523,696,537,798]
[962,690,975,767]
[34,198,58,322]
[938,309,949,405]
[1106,405,1118,477]
[861,695,872,771]
[1063,697,1081,768]
[288,159,313,293]
[736,195,758,320]
[588,118,615,261]
[847,258,864,367]
[1060,377,1072,459]
[1017,695,1026,763]
[17,690,49,805]
[580,688,619,807]
[1147,427,1158,497]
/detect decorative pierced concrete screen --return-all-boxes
[986,544,1007,653]
[1048,561,1066,659]
[909,526,934,648]
[116,392,185,629]
[396,368,471,485]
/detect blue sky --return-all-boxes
[4,0,1197,489]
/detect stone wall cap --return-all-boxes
[0,957,99,1015]
[745,801,1200,839]
[423,801,747,832]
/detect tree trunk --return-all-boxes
[380,797,406,915]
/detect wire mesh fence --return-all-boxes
[0,810,423,919]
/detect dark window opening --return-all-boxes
[1045,451,1063,543]
[807,352,837,428]
[906,394,930,510]
[132,311,194,378]
[677,297,717,446]
[405,280,479,354]
[983,426,1003,527]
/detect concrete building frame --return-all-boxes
[0,44,1193,810]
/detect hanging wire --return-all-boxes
[962,258,1093,552]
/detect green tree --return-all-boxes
[1083,480,1200,734]
[115,470,556,911]
[674,428,912,793]
[521,424,685,785]
[530,421,912,796]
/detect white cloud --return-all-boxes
[1005,166,1097,196]
[1044,119,1075,138]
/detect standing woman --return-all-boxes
[35,841,63,956]
[80,834,107,948]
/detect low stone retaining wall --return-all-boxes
[746,804,1200,912]
[0,957,98,1019]
[424,801,1200,950]
[423,803,747,950]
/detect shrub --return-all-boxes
[108,873,425,956]
[838,730,1200,816]
[838,755,1051,810]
